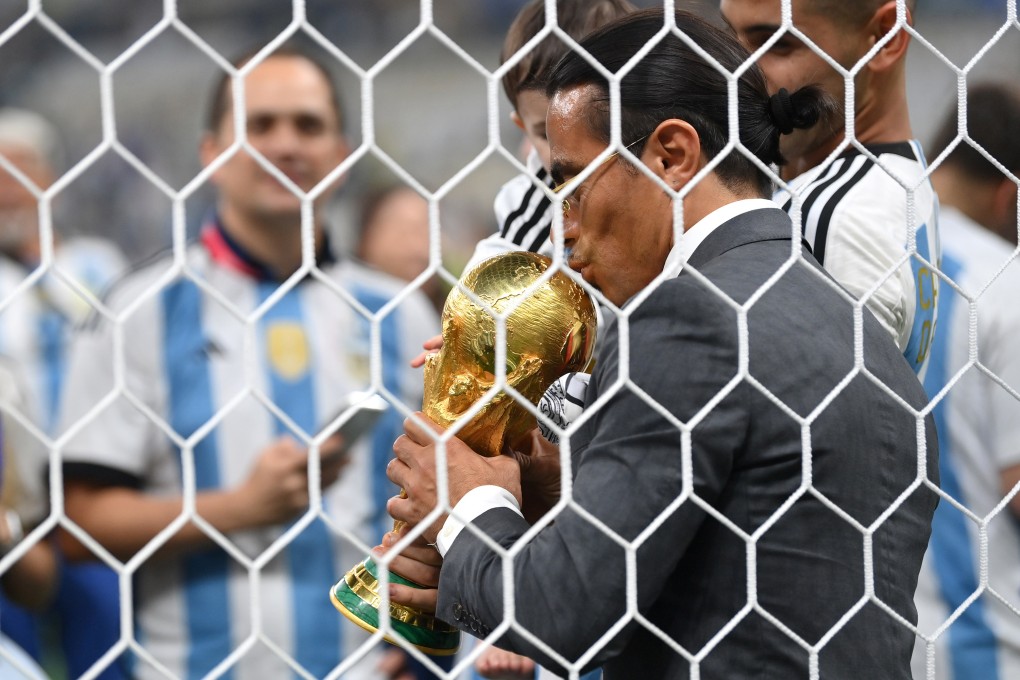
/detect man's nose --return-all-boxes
[260,123,303,157]
[561,208,580,247]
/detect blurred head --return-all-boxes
[546,9,828,306]
[200,47,349,231]
[501,0,636,169]
[930,83,1020,244]
[357,185,431,283]
[721,0,914,165]
[0,108,61,261]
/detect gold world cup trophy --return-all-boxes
[329,251,597,655]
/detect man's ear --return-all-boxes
[864,0,911,73]
[647,119,701,190]
[511,111,526,132]
[992,176,1019,240]
[198,131,222,171]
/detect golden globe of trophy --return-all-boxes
[329,251,597,655]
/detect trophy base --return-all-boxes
[330,558,461,656]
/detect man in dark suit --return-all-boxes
[386,10,937,679]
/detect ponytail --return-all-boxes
[756,84,838,166]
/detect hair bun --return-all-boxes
[769,88,796,135]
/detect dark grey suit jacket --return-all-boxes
[437,207,938,679]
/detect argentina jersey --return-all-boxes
[59,221,440,680]
[0,256,45,425]
[0,255,53,528]
[775,140,940,378]
[912,208,1020,680]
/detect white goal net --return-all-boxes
[0,1,1018,679]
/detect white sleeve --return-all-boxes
[464,165,555,277]
[822,196,911,349]
[462,231,525,275]
[435,485,523,557]
[0,357,48,523]
[59,292,163,479]
[981,267,1020,470]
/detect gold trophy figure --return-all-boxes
[330,251,597,655]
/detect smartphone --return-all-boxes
[321,391,389,461]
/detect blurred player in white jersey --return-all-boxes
[0,107,127,678]
[58,46,440,680]
[721,0,940,377]
[911,82,1020,680]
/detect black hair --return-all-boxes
[500,0,637,109]
[205,44,344,134]
[547,9,834,196]
[929,82,1020,182]
[810,0,918,30]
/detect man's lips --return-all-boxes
[258,166,310,190]
[568,257,593,283]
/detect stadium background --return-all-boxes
[0,0,1013,272]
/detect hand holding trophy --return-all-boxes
[329,251,597,655]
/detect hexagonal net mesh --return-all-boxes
[0,1,1017,679]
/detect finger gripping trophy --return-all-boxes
[329,251,597,655]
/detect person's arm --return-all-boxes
[0,510,58,610]
[983,275,1020,521]
[960,260,1020,520]
[1001,464,1020,519]
[390,284,745,672]
[61,434,347,562]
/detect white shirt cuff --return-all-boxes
[435,485,522,557]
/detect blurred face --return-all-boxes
[202,55,349,227]
[359,188,431,282]
[721,0,863,163]
[547,85,673,307]
[512,89,552,171]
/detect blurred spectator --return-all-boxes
[0,382,53,680]
[58,45,440,679]
[912,82,1020,680]
[0,107,126,679]
[0,357,58,630]
[356,185,444,313]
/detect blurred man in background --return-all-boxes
[59,45,440,679]
[912,81,1020,680]
[0,107,126,679]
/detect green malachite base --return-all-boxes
[330,557,461,656]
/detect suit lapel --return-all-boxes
[686,207,800,270]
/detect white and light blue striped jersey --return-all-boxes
[0,254,45,430]
[775,141,940,377]
[59,220,440,680]
[911,207,1020,680]
[1,241,125,523]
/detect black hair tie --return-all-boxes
[769,88,795,135]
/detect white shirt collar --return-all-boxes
[662,198,778,278]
